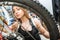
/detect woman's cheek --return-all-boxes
[14,14,18,18]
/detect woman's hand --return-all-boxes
[9,22,18,32]
[43,31,50,38]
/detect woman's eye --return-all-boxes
[17,8,20,10]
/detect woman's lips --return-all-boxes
[16,14,19,17]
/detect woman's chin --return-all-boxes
[16,17,21,19]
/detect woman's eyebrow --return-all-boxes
[16,7,20,9]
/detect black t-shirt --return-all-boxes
[18,19,41,40]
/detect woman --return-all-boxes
[10,6,50,40]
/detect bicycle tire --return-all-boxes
[0,0,59,40]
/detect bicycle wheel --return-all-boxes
[0,0,59,40]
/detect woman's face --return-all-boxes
[13,6,24,19]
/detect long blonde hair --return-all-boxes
[12,6,30,20]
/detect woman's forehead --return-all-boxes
[13,6,20,9]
